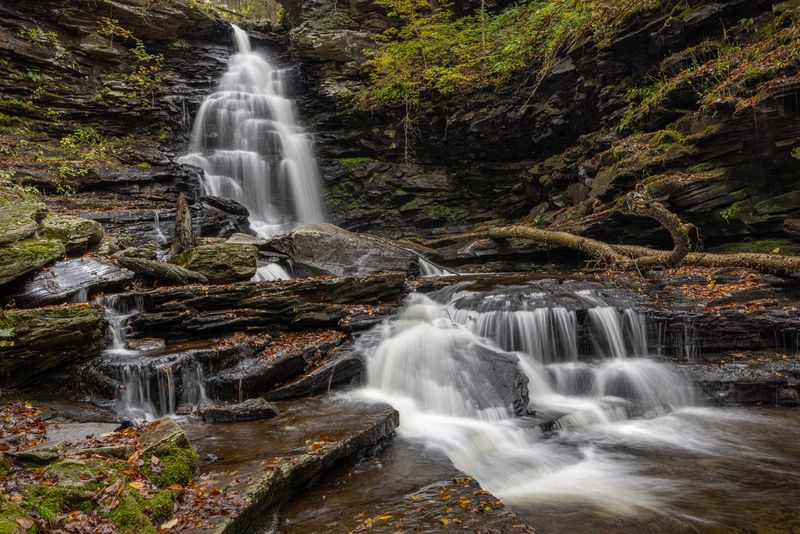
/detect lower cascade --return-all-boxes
[97,296,210,422]
[354,288,744,520]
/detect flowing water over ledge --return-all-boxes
[297,283,800,533]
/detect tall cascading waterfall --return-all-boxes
[355,285,712,520]
[179,25,323,238]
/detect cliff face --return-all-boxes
[283,0,800,264]
[0,0,251,243]
[1,0,799,266]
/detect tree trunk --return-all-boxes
[170,193,195,256]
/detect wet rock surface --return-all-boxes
[279,436,533,533]
[680,356,800,406]
[266,223,419,276]
[4,257,134,307]
[115,272,407,340]
[180,397,400,533]
[201,398,279,423]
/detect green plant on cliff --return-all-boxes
[16,26,61,48]
[365,0,664,106]
[97,17,165,98]
[617,8,800,128]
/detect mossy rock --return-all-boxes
[0,200,47,246]
[22,483,96,523]
[170,242,257,283]
[94,234,134,256]
[0,304,106,386]
[145,490,175,523]
[40,216,104,256]
[138,419,197,487]
[0,238,64,286]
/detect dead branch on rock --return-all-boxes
[489,186,800,277]
[113,255,208,285]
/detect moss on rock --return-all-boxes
[145,489,175,523]
[0,200,47,246]
[40,215,104,255]
[0,494,29,534]
[0,238,64,286]
[142,444,197,487]
[0,304,106,386]
[170,242,257,283]
[108,493,156,534]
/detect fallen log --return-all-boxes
[489,187,800,277]
[113,255,209,284]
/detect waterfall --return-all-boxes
[419,258,457,277]
[355,289,703,517]
[252,262,291,281]
[99,296,209,421]
[179,24,323,237]
[152,211,168,244]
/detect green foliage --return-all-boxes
[617,11,800,127]
[719,203,742,222]
[97,17,165,98]
[61,127,105,148]
[366,0,664,104]
[16,26,61,48]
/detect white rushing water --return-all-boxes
[354,289,735,522]
[101,297,209,422]
[179,24,323,237]
[252,262,292,281]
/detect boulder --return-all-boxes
[226,233,268,248]
[10,440,66,463]
[267,223,419,276]
[0,238,65,286]
[94,235,134,257]
[137,418,197,486]
[0,304,106,387]
[5,257,134,307]
[170,242,257,283]
[40,216,104,256]
[0,200,47,245]
[201,398,279,423]
[138,418,192,457]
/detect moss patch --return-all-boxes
[142,445,197,487]
[337,156,373,167]
[108,493,156,534]
[145,490,175,523]
[0,238,65,285]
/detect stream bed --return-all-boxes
[277,403,800,533]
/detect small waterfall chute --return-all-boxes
[252,262,291,281]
